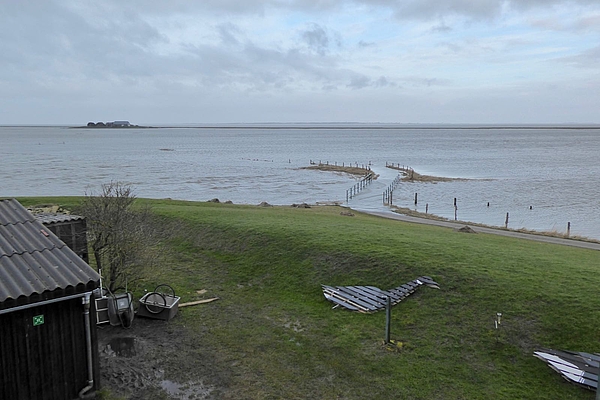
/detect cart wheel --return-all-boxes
[144,292,166,314]
[154,284,175,299]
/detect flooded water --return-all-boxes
[1,124,599,239]
[161,379,214,400]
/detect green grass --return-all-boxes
[18,197,600,399]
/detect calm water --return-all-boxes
[2,125,599,239]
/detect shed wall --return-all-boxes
[44,219,89,263]
[0,296,100,400]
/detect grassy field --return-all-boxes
[17,197,600,399]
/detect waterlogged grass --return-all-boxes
[17,197,600,399]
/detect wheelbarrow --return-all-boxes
[137,284,180,321]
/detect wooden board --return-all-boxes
[321,277,439,313]
[352,286,392,301]
[327,287,380,311]
[344,286,389,305]
[534,349,600,391]
[179,298,219,308]
[323,294,360,312]
[537,349,599,372]
[322,285,372,312]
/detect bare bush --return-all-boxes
[77,182,161,291]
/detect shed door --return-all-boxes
[0,298,88,400]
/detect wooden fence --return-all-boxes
[382,173,402,206]
[346,172,374,202]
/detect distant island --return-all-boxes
[74,120,154,129]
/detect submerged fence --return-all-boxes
[307,160,374,202]
[346,172,374,202]
[382,173,402,206]
[310,160,371,170]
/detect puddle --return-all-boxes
[161,380,214,399]
[107,337,136,357]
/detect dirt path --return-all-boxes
[364,210,600,251]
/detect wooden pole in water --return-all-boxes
[414,193,418,205]
[385,296,391,344]
[454,206,457,221]
[505,212,509,228]
[567,222,571,237]
[426,204,428,214]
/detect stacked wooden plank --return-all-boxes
[534,348,600,391]
[321,276,439,313]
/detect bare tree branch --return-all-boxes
[76,182,160,291]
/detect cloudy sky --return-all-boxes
[1,0,599,124]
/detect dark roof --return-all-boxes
[0,199,99,306]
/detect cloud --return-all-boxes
[400,76,451,87]
[347,74,371,89]
[358,40,376,48]
[558,45,600,68]
[1,0,599,124]
[340,0,599,21]
[301,24,331,54]
[374,76,394,87]
[431,23,453,33]
[573,14,600,32]
[345,74,397,89]
[300,23,342,55]
[216,23,243,46]
[530,13,600,33]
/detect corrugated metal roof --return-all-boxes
[0,199,99,305]
[34,213,85,225]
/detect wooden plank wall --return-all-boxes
[46,220,89,263]
[0,297,99,400]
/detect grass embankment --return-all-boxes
[18,197,600,399]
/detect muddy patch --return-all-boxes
[106,337,137,358]
[98,317,227,399]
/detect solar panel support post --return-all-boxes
[385,296,391,344]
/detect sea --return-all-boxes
[2,124,600,240]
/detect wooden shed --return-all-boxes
[0,199,101,400]
[34,213,89,263]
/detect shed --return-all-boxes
[34,213,89,263]
[0,199,101,400]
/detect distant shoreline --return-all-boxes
[3,124,600,130]
[70,125,157,129]
[101,124,600,130]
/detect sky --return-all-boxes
[1,0,599,125]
